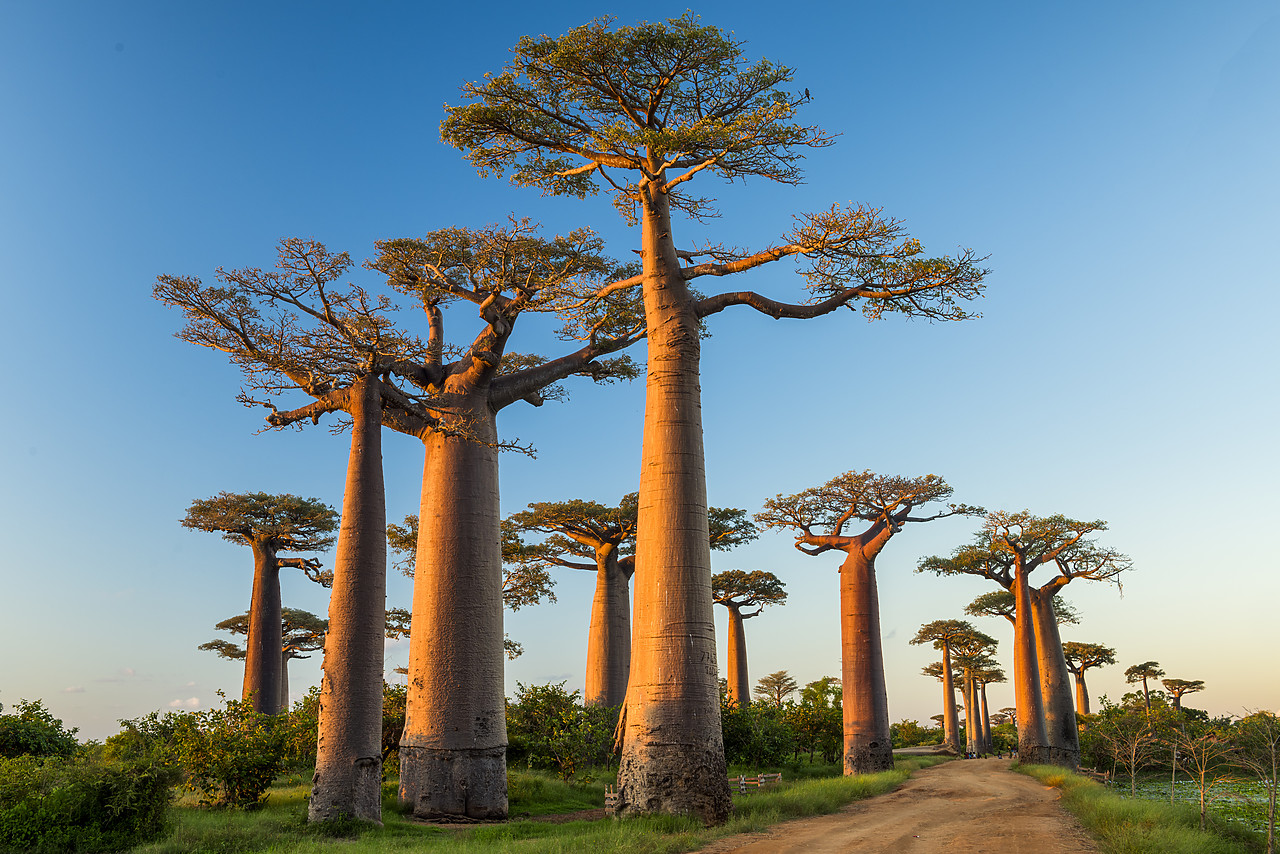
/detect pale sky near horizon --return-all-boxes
[1,2,1277,742]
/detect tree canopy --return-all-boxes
[181,493,337,554]
[711,570,787,616]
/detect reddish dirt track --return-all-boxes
[701,758,1100,854]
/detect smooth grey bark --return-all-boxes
[1012,567,1051,763]
[1030,587,1080,769]
[940,646,962,753]
[584,551,632,708]
[243,543,282,714]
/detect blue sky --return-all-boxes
[1,2,1276,740]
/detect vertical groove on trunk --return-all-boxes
[725,605,750,707]
[399,401,507,820]
[840,553,893,774]
[940,645,961,753]
[1030,589,1079,769]
[1013,569,1050,763]
[243,544,282,714]
[584,552,631,708]
[617,182,730,824]
[310,377,386,824]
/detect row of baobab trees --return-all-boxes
[151,14,1010,827]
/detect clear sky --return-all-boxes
[1,2,1276,742]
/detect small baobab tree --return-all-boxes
[911,620,979,754]
[1161,678,1206,713]
[182,493,336,716]
[1062,642,1116,715]
[712,570,787,707]
[442,14,989,823]
[199,607,327,713]
[1125,661,1166,713]
[759,471,980,774]
[920,511,1125,768]
[754,671,799,708]
[972,663,1006,754]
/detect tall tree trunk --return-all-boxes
[243,542,281,714]
[1030,588,1079,769]
[399,396,507,820]
[839,551,893,773]
[617,179,730,824]
[940,645,962,753]
[725,604,750,707]
[310,375,387,823]
[1075,672,1090,715]
[961,669,978,755]
[979,682,992,754]
[584,549,631,708]
[1012,567,1050,763]
[279,652,290,715]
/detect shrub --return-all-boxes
[172,693,291,809]
[0,700,79,759]
[506,682,617,781]
[0,754,174,853]
[722,699,796,767]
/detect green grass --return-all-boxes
[131,758,947,853]
[1017,764,1266,854]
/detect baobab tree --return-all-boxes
[972,663,1006,754]
[754,671,799,707]
[368,222,646,820]
[920,511,1126,767]
[1161,678,1206,712]
[712,570,787,707]
[157,239,454,822]
[199,607,327,713]
[181,493,336,716]
[441,14,988,822]
[911,619,982,754]
[1125,661,1165,713]
[759,472,980,774]
[1062,642,1116,715]
[950,633,999,756]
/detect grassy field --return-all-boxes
[132,758,946,854]
[1018,764,1267,854]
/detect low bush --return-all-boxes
[0,754,175,853]
[0,699,80,760]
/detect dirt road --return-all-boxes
[701,759,1099,854]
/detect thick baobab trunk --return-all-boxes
[1074,672,1091,715]
[961,670,978,755]
[839,551,893,774]
[1030,589,1079,769]
[979,682,992,754]
[940,645,962,753]
[1012,570,1050,763]
[617,182,730,824]
[279,652,290,715]
[399,398,507,820]
[243,543,282,714]
[725,603,750,707]
[310,376,386,823]
[584,549,632,708]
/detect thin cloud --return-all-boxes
[168,697,200,709]
[62,686,85,694]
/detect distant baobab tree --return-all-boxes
[920,511,1128,768]
[158,239,448,823]
[920,661,963,753]
[1125,661,1166,712]
[912,620,980,754]
[200,607,327,713]
[441,13,988,824]
[712,570,787,706]
[1161,678,1206,712]
[972,663,1006,754]
[181,492,336,716]
[754,671,799,707]
[759,471,980,774]
[1062,641,1116,715]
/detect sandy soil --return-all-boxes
[700,758,1100,854]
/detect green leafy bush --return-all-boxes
[0,700,79,759]
[507,682,617,781]
[173,693,291,809]
[722,699,796,766]
[0,754,174,853]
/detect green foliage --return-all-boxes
[890,719,940,748]
[720,700,796,767]
[0,699,79,760]
[786,678,844,764]
[506,682,617,782]
[380,682,406,776]
[181,492,337,551]
[0,754,175,853]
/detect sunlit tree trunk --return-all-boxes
[617,179,730,824]
[979,682,992,754]
[1074,671,1091,715]
[725,603,750,707]
[279,652,290,714]
[243,543,282,714]
[584,549,632,708]
[961,669,978,755]
[1013,567,1050,763]
[839,550,893,773]
[940,645,961,753]
[310,376,386,823]
[1030,588,1079,769]
[399,396,507,820]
